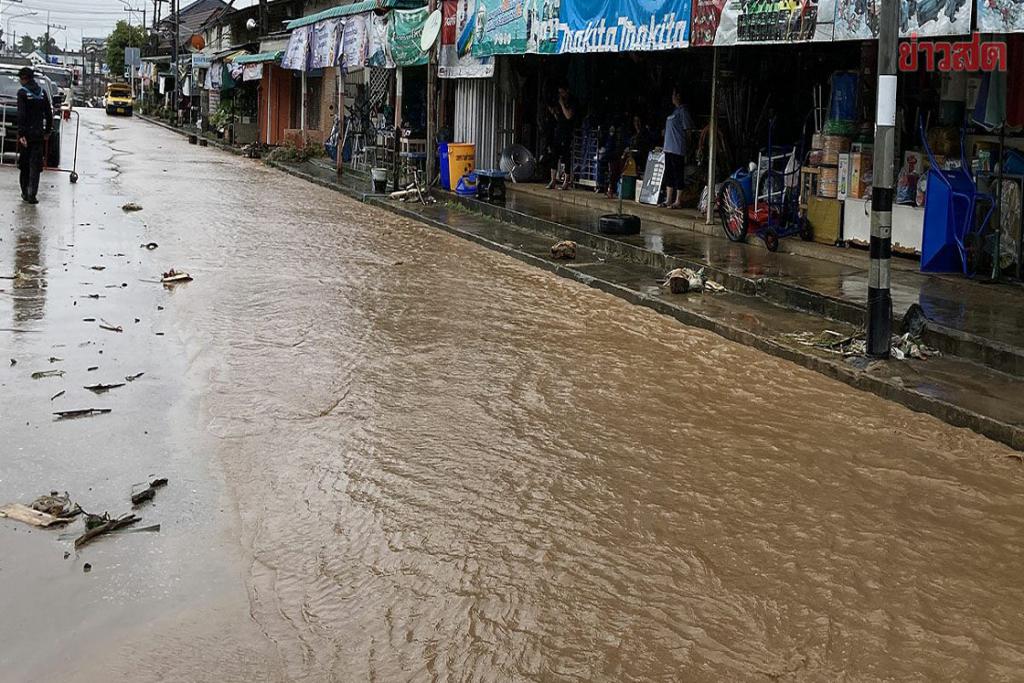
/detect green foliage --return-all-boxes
[208,104,232,130]
[265,143,326,164]
[106,20,147,77]
[18,35,35,54]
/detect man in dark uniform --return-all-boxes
[17,67,52,204]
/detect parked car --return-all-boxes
[105,83,133,116]
[0,66,63,167]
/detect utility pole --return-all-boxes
[0,0,24,54]
[45,14,67,63]
[171,0,178,117]
[258,0,267,34]
[867,0,899,358]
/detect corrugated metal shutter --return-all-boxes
[453,65,515,169]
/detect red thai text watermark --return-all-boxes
[899,32,1007,72]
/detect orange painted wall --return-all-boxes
[258,64,294,146]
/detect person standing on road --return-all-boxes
[17,67,52,205]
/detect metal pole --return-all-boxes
[342,64,350,176]
[300,68,307,133]
[866,0,898,358]
[265,65,271,144]
[705,48,719,225]
[425,0,437,188]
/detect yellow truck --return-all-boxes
[105,83,133,116]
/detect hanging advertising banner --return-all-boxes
[690,0,836,46]
[558,0,691,53]
[282,24,312,70]
[310,18,343,68]
[978,0,1024,32]
[367,12,394,67]
[389,7,430,66]
[471,0,561,56]
[439,0,495,78]
[342,15,369,69]
[832,0,970,39]
[242,63,264,82]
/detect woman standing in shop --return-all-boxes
[660,87,693,209]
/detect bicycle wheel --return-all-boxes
[718,178,749,242]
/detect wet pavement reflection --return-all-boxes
[2,112,1023,682]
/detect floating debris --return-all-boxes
[131,478,168,507]
[48,356,62,363]
[781,330,940,360]
[9,358,15,366]
[86,366,98,371]
[84,382,125,394]
[54,408,112,420]
[31,369,65,379]
[141,242,158,250]
[31,492,77,517]
[98,320,123,333]
[90,265,106,271]
[160,269,192,284]
[75,513,139,548]
[662,267,726,294]
[125,372,145,382]
[50,390,65,401]
[550,240,577,260]
[121,202,143,212]
[0,503,72,528]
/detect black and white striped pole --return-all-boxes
[867,0,899,358]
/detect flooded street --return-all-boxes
[3,112,1024,681]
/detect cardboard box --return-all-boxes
[849,152,873,199]
[837,153,851,200]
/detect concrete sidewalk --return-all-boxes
[264,157,1024,450]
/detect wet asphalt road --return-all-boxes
[3,111,1024,682]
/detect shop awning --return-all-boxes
[234,51,283,65]
[285,0,424,30]
[221,50,251,64]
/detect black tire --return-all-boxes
[764,228,780,252]
[598,213,641,235]
[717,178,749,242]
[800,219,813,241]
[126,108,133,117]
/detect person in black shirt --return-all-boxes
[17,67,52,204]
[546,85,576,190]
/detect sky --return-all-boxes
[0,0,261,51]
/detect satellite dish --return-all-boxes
[419,9,442,53]
[246,18,257,30]
[189,34,205,51]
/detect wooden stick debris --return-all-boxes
[74,514,140,548]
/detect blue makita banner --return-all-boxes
[558,0,691,53]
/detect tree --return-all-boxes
[106,20,147,77]
[18,35,35,55]
[36,33,60,57]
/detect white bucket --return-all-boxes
[371,167,388,193]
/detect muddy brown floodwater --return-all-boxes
[3,113,1024,682]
